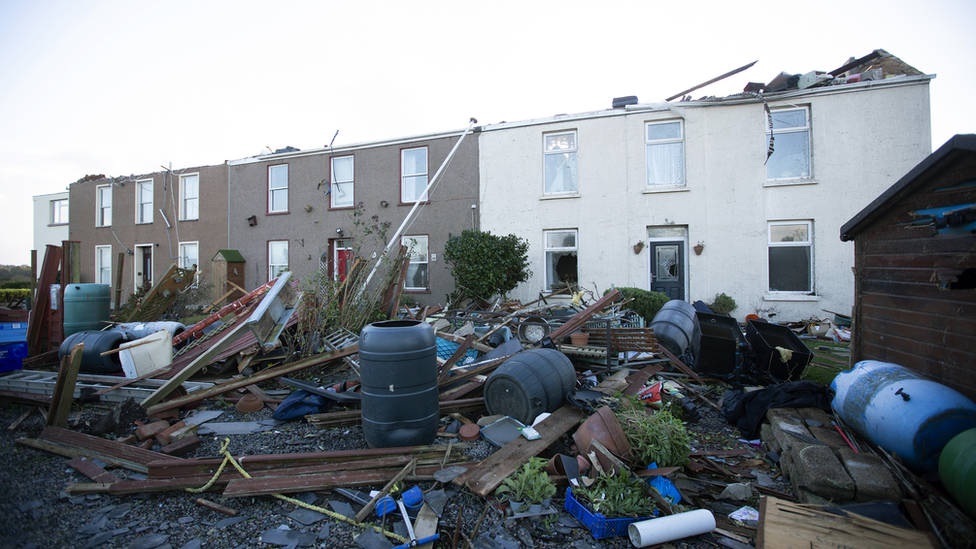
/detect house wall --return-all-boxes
[851,151,976,401]
[227,131,480,306]
[479,77,932,321]
[33,191,70,253]
[68,164,229,306]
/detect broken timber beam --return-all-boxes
[456,404,585,497]
[145,344,359,416]
[18,425,183,473]
[541,289,621,345]
[46,343,83,428]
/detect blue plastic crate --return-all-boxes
[0,342,27,373]
[0,323,27,345]
[564,487,654,539]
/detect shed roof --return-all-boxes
[213,249,246,263]
[840,134,976,241]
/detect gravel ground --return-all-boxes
[0,387,760,549]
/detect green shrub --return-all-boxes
[608,287,670,325]
[444,230,531,307]
[0,289,31,303]
[0,281,30,289]
[708,292,737,315]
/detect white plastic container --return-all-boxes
[628,509,716,547]
[119,328,172,378]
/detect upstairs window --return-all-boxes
[331,156,354,208]
[136,179,153,224]
[180,174,199,220]
[766,107,811,180]
[544,229,578,290]
[51,199,68,225]
[96,185,112,227]
[646,121,684,187]
[544,131,578,194]
[402,235,429,291]
[401,147,428,203]
[768,221,813,293]
[268,165,289,213]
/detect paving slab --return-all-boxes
[789,444,855,501]
[765,408,815,453]
[837,447,902,502]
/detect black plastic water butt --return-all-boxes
[484,348,576,425]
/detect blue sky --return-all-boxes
[1,0,974,265]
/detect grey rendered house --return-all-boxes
[68,164,228,307]
[226,129,480,307]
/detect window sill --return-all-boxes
[266,211,289,216]
[179,218,199,222]
[48,223,68,227]
[541,192,580,200]
[764,178,818,188]
[329,205,355,211]
[135,222,153,226]
[402,289,430,294]
[763,293,820,302]
[642,186,690,195]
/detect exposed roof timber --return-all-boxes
[840,134,976,241]
[829,50,884,77]
[665,60,758,102]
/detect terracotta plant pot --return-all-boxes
[572,405,634,464]
[569,332,589,346]
[694,245,704,255]
[634,243,644,254]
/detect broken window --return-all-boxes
[544,131,578,194]
[179,241,199,288]
[95,245,112,285]
[402,235,429,291]
[268,240,288,281]
[401,147,428,203]
[330,155,354,208]
[646,121,684,187]
[766,107,811,180]
[136,179,153,224]
[268,165,288,213]
[96,184,112,227]
[545,229,578,290]
[180,174,199,220]
[51,198,68,225]
[768,221,812,292]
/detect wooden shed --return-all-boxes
[211,249,246,305]
[840,134,976,401]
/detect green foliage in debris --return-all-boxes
[495,457,552,503]
[616,401,692,468]
[608,287,669,325]
[443,230,531,307]
[708,292,737,315]
[572,472,657,518]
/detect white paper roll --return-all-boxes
[628,509,716,548]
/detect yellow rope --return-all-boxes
[187,438,408,544]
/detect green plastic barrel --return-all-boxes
[939,427,976,519]
[63,284,111,337]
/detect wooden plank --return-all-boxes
[141,313,254,407]
[437,331,493,353]
[67,456,120,484]
[437,334,473,381]
[222,462,478,499]
[27,245,61,356]
[20,425,182,473]
[543,289,621,344]
[47,343,83,428]
[458,404,585,496]
[354,458,417,522]
[144,344,360,415]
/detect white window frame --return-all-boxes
[645,120,685,187]
[268,240,289,281]
[178,241,199,288]
[96,184,112,227]
[401,235,429,291]
[180,174,199,221]
[268,165,289,213]
[136,179,153,224]
[767,220,814,294]
[766,106,812,182]
[95,245,112,285]
[543,131,578,195]
[51,198,68,225]
[544,229,579,291]
[330,155,354,208]
[401,147,428,203]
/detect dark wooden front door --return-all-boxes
[650,241,684,300]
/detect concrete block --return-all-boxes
[837,447,902,502]
[760,423,781,454]
[766,408,814,453]
[790,445,855,501]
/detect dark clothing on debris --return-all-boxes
[722,381,832,438]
